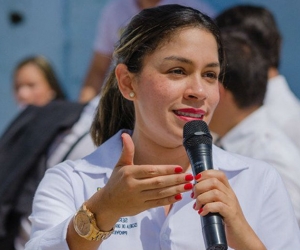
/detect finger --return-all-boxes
[194,176,228,197]
[144,193,184,208]
[142,180,193,200]
[139,172,194,191]
[193,188,229,210]
[116,133,135,167]
[133,165,185,179]
[197,201,229,217]
[195,169,231,189]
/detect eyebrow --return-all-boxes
[164,56,192,64]
[164,56,220,68]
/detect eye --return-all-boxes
[169,68,185,75]
[203,71,219,83]
[204,71,218,79]
[27,82,36,88]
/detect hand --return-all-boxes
[192,170,266,250]
[88,133,194,225]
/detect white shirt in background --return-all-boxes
[264,75,300,151]
[216,106,300,227]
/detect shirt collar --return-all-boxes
[213,145,249,172]
[74,129,131,176]
[74,130,248,178]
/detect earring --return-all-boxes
[129,92,135,98]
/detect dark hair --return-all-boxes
[215,4,282,68]
[14,55,66,100]
[91,4,224,145]
[220,28,268,108]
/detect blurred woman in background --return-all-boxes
[13,55,66,108]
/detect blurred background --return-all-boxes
[1,0,299,134]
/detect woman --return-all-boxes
[26,5,300,250]
[13,55,66,108]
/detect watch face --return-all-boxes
[74,211,91,236]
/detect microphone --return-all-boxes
[183,120,227,250]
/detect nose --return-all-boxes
[16,86,32,105]
[183,76,208,101]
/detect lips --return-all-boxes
[173,108,205,120]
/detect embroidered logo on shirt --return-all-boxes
[114,217,138,235]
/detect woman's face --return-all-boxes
[132,27,220,147]
[14,63,55,108]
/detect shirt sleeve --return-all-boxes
[258,167,300,249]
[93,3,123,55]
[25,163,77,250]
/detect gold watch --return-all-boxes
[73,203,114,241]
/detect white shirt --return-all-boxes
[25,130,300,249]
[94,0,216,55]
[217,106,300,227]
[265,75,300,151]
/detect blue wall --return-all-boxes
[0,0,299,134]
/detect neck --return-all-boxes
[131,130,191,172]
[211,105,261,138]
[268,67,279,79]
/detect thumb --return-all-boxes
[116,133,135,167]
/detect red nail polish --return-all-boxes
[198,207,203,214]
[175,166,183,173]
[184,183,193,190]
[175,194,182,200]
[185,174,194,181]
[193,202,196,209]
[195,173,202,180]
[190,192,194,198]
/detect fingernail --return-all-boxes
[198,207,203,214]
[175,194,182,200]
[190,192,194,198]
[195,173,202,180]
[184,183,193,190]
[175,166,183,173]
[185,174,194,181]
[193,202,196,209]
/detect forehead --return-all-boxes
[17,63,41,74]
[14,63,48,85]
[151,27,219,61]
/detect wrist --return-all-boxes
[73,202,115,241]
[86,188,120,232]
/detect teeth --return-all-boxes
[176,111,203,118]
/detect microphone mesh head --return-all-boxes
[183,120,212,147]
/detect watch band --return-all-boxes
[74,203,114,241]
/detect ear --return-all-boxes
[219,82,235,105]
[218,82,231,101]
[218,82,226,97]
[115,64,135,100]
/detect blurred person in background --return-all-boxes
[214,4,300,152]
[0,55,83,250]
[209,28,300,227]
[13,55,66,109]
[79,0,215,103]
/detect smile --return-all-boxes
[174,110,204,119]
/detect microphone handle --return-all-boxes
[187,144,227,250]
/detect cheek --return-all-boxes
[206,85,220,121]
[209,84,220,105]
[36,83,52,96]
[138,74,171,102]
